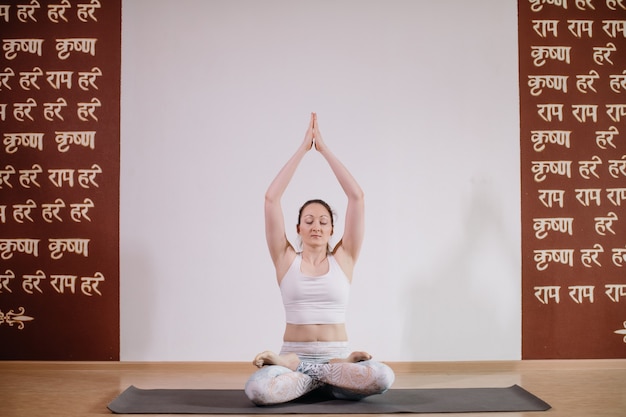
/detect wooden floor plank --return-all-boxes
[1,360,624,416]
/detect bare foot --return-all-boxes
[330,351,372,364]
[252,351,300,370]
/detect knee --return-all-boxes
[371,361,395,393]
[245,374,278,405]
[244,367,271,405]
[244,365,292,406]
[244,378,268,405]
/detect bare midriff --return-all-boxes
[284,323,348,342]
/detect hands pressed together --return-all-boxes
[303,112,328,153]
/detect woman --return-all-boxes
[244,113,395,405]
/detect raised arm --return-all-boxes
[265,113,314,272]
[312,114,365,263]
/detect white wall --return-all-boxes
[120,0,520,361]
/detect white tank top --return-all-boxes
[279,253,350,325]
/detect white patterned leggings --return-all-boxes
[244,341,395,406]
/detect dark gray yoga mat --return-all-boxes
[108,384,551,414]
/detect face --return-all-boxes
[297,203,333,247]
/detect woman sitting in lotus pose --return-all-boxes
[244,113,395,406]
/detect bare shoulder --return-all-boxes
[332,245,355,282]
[275,247,297,284]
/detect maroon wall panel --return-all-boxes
[519,0,626,359]
[0,0,120,360]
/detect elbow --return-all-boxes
[265,192,280,207]
[350,188,365,203]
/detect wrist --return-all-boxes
[298,142,312,154]
[317,146,331,156]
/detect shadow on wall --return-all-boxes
[402,177,519,360]
[120,245,157,360]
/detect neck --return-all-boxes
[301,246,328,264]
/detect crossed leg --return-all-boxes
[244,363,322,405]
[245,351,395,405]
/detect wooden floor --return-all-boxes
[1,360,625,416]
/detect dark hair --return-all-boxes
[297,199,334,227]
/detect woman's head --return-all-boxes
[296,199,335,251]
[297,199,334,228]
